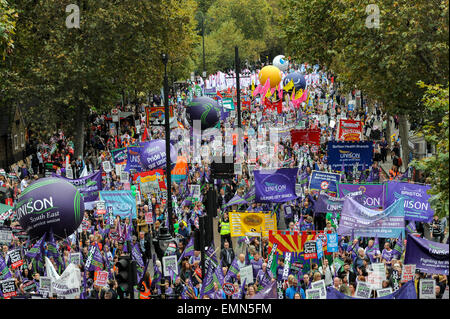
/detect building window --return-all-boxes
[14,135,18,150]
[21,132,25,148]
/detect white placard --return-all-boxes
[39,277,52,294]
[419,279,436,299]
[189,184,201,200]
[162,255,179,277]
[311,280,326,299]
[69,252,81,265]
[120,171,129,183]
[295,184,303,197]
[65,167,73,179]
[239,265,254,284]
[115,164,122,176]
[102,161,112,173]
[305,288,322,299]
[376,288,393,298]
[355,281,372,299]
[401,264,416,283]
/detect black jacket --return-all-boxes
[220,248,235,268]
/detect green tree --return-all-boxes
[194,0,284,73]
[1,0,198,157]
[412,82,449,218]
[0,0,17,58]
[283,0,449,169]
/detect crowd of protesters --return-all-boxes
[0,63,448,299]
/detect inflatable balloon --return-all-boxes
[273,55,288,71]
[187,97,221,130]
[258,65,282,88]
[131,185,137,197]
[140,139,177,171]
[283,72,306,92]
[14,178,84,239]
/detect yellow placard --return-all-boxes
[229,211,277,237]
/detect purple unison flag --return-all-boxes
[251,279,277,299]
[124,145,143,172]
[314,193,345,214]
[337,197,405,239]
[53,170,102,202]
[85,244,104,271]
[338,183,385,209]
[25,233,46,259]
[139,140,177,171]
[404,234,449,275]
[223,194,248,209]
[0,254,12,280]
[385,181,434,222]
[254,168,299,203]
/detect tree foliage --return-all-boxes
[194,0,285,73]
[411,82,449,218]
[0,0,17,58]
[282,0,449,168]
[1,0,199,156]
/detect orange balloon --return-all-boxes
[258,65,282,88]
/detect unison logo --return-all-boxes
[264,182,286,193]
[16,197,55,219]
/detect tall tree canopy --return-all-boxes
[283,0,449,169]
[1,0,199,157]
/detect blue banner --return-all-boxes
[254,168,298,203]
[309,171,341,196]
[327,141,373,170]
[326,233,339,252]
[99,191,137,219]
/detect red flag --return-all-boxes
[274,100,283,114]
[115,136,118,149]
[141,127,148,142]
[217,91,223,99]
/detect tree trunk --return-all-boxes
[74,104,85,160]
[398,113,409,171]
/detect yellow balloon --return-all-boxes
[258,65,282,88]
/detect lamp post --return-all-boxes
[161,53,173,236]
[201,13,206,79]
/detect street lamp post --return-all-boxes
[201,13,206,79]
[161,53,173,236]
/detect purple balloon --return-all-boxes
[283,72,306,92]
[187,96,220,130]
[14,178,84,239]
[139,140,177,171]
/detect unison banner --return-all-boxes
[327,141,373,170]
[254,168,298,203]
[338,183,385,209]
[99,191,137,219]
[124,145,142,172]
[290,129,321,146]
[309,171,341,196]
[314,193,345,214]
[404,234,449,275]
[338,119,362,141]
[338,197,405,238]
[53,171,102,203]
[385,181,434,222]
[111,148,127,165]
